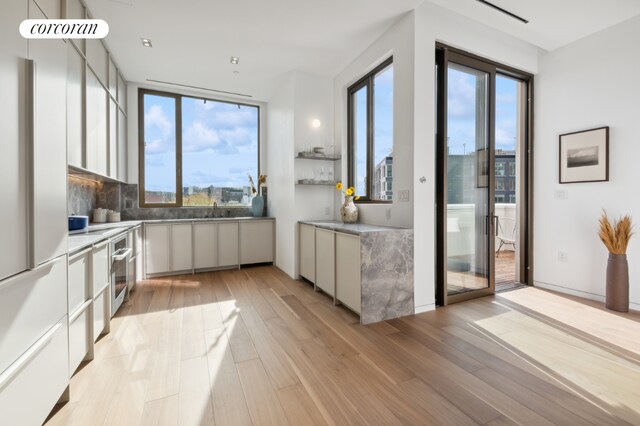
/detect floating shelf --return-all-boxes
[296,180,336,186]
[296,153,341,161]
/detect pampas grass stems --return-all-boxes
[598,211,633,254]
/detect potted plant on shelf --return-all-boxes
[248,174,267,217]
[598,210,633,312]
[335,182,360,223]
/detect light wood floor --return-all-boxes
[46,266,640,425]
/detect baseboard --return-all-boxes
[533,281,605,303]
[630,302,640,312]
[415,303,436,314]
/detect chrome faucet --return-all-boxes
[212,201,217,217]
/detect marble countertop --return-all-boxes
[299,220,410,235]
[68,217,275,254]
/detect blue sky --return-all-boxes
[143,94,258,193]
[447,66,517,155]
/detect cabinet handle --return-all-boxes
[0,321,62,392]
[26,59,36,270]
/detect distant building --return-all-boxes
[495,149,516,204]
[374,156,393,201]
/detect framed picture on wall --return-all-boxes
[559,126,609,184]
[476,148,488,188]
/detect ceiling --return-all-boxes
[85,0,422,100]
[86,0,640,101]
[427,0,640,51]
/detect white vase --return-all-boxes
[340,196,358,223]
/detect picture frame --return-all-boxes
[476,148,488,188]
[559,126,609,184]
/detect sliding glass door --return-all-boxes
[436,47,532,306]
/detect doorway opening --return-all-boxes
[435,45,533,306]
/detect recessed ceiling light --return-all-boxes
[141,38,152,48]
[230,56,239,65]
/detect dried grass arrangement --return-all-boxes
[598,211,633,254]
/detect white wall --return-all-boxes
[266,71,335,278]
[534,15,640,310]
[265,73,296,276]
[333,13,415,229]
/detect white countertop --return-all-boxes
[68,217,275,254]
[299,220,410,235]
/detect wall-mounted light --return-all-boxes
[311,119,321,129]
[141,38,152,48]
[230,56,239,64]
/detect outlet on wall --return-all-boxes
[385,208,391,220]
[554,189,568,200]
[557,251,568,262]
[398,190,410,202]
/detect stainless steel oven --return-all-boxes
[111,234,131,316]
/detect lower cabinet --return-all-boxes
[299,223,315,283]
[170,223,193,272]
[218,222,239,267]
[0,317,69,426]
[314,228,335,297]
[69,305,91,373]
[145,224,170,275]
[194,222,217,270]
[145,223,193,276]
[335,233,361,314]
[93,288,109,342]
[239,220,274,265]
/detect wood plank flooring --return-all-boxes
[46,266,640,425]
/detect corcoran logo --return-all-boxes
[19,19,109,39]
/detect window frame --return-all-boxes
[347,56,393,204]
[138,88,260,208]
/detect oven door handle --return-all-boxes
[112,248,132,261]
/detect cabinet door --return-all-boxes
[34,0,61,19]
[63,0,85,52]
[67,43,84,168]
[117,107,127,181]
[194,222,217,270]
[86,66,107,176]
[299,224,315,282]
[171,223,193,272]
[29,2,68,265]
[85,38,107,86]
[108,98,117,178]
[218,222,239,267]
[240,221,274,265]
[336,233,361,314]
[0,0,28,281]
[108,57,117,96]
[91,242,109,294]
[145,224,169,275]
[314,228,335,297]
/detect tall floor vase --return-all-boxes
[606,253,629,312]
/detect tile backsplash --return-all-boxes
[68,174,262,221]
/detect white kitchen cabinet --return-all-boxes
[194,222,217,270]
[118,107,127,181]
[0,256,67,375]
[34,0,61,19]
[314,228,335,297]
[145,224,170,275]
[171,223,193,272]
[29,1,68,266]
[118,73,127,107]
[336,233,361,314]
[86,66,108,176]
[85,38,108,86]
[0,1,28,281]
[0,317,69,426]
[68,305,90,374]
[67,43,84,168]
[108,57,117,96]
[108,98,117,178]
[92,241,110,295]
[218,222,239,267]
[299,223,315,283]
[239,220,274,265]
[68,249,90,313]
[93,288,109,341]
[63,0,85,52]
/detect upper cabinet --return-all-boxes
[86,66,108,176]
[85,38,108,87]
[108,57,117,97]
[63,0,85,52]
[67,43,84,168]
[34,0,61,19]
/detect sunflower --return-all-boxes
[335,182,343,190]
[355,196,361,201]
[345,187,354,196]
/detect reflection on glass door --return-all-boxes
[440,52,496,305]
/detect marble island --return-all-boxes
[299,221,414,324]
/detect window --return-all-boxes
[347,57,393,202]
[495,162,505,176]
[508,162,516,176]
[139,89,259,208]
[496,178,505,191]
